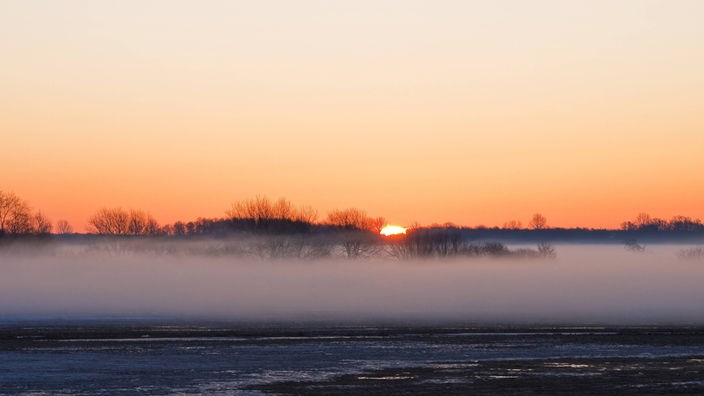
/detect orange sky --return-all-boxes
[2,1,704,231]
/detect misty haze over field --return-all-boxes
[1,243,703,325]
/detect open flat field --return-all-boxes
[2,324,704,395]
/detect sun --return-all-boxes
[380,224,407,236]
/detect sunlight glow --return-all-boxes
[380,225,407,236]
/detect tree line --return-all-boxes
[87,196,386,237]
[620,212,704,233]
[2,189,703,239]
[0,190,55,236]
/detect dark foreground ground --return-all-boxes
[254,354,704,395]
[2,324,704,395]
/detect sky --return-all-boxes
[2,0,703,231]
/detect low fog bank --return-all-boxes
[1,243,704,325]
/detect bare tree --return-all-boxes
[56,219,73,234]
[368,216,386,234]
[0,191,55,235]
[32,211,52,234]
[227,196,274,223]
[0,190,30,234]
[325,208,386,258]
[327,208,364,229]
[621,212,669,231]
[89,208,160,235]
[294,204,318,224]
[528,213,548,230]
[326,208,384,231]
[172,221,186,235]
[227,196,318,224]
[89,208,130,235]
[8,208,32,234]
[386,227,464,259]
[127,209,160,235]
[537,242,556,258]
[144,216,161,235]
[635,212,653,228]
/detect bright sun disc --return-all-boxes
[380,225,407,236]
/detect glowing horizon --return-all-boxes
[2,1,704,231]
[380,225,408,236]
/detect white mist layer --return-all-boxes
[1,244,703,324]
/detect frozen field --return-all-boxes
[2,325,704,395]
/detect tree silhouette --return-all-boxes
[0,190,29,234]
[8,208,32,234]
[225,196,317,233]
[172,221,186,235]
[621,213,703,232]
[528,213,548,230]
[502,220,522,230]
[56,219,73,234]
[325,208,384,232]
[89,208,130,235]
[89,208,161,235]
[127,209,161,235]
[324,208,385,258]
[32,211,52,234]
[0,191,52,235]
